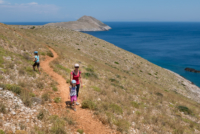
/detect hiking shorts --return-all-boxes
[70,96,77,102]
[33,62,40,68]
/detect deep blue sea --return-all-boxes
[3,22,200,87]
[83,22,200,87]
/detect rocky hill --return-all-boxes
[44,16,111,31]
[0,23,200,133]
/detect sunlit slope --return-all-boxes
[11,25,200,133]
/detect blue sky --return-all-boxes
[0,0,200,22]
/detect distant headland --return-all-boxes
[45,16,111,31]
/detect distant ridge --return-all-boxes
[45,16,111,31]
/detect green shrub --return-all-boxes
[66,79,70,83]
[56,64,71,73]
[82,72,98,79]
[156,92,163,97]
[5,84,22,94]
[47,50,54,57]
[82,100,97,110]
[0,130,5,134]
[42,93,49,101]
[92,86,101,92]
[177,106,192,115]
[110,103,123,114]
[114,119,130,133]
[29,93,36,97]
[37,110,45,120]
[114,62,119,64]
[54,97,61,103]
[25,67,36,77]
[20,90,32,107]
[50,115,66,134]
[30,26,35,29]
[109,78,118,83]
[40,52,46,56]
[52,86,58,91]
[85,65,94,72]
[131,101,139,108]
[64,116,75,125]
[0,102,6,114]
[77,129,84,134]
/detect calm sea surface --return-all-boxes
[3,22,200,87]
[83,22,200,87]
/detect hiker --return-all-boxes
[33,51,40,74]
[70,64,82,105]
[69,80,77,111]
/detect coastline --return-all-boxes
[165,68,200,103]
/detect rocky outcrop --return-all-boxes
[0,88,43,132]
[185,68,200,73]
[45,16,111,31]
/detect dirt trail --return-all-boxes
[41,48,115,134]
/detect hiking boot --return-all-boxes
[76,102,79,105]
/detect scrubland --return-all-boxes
[0,23,200,133]
[0,23,74,133]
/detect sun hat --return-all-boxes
[34,51,38,54]
[74,64,79,67]
[71,80,76,84]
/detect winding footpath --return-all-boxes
[41,48,115,134]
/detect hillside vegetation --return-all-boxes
[0,23,74,133]
[0,23,200,133]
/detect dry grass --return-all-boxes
[15,25,200,133]
[2,24,200,133]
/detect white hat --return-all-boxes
[74,64,79,67]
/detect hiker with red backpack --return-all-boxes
[70,64,82,105]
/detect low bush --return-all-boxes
[50,115,67,134]
[64,116,75,125]
[56,64,71,73]
[5,84,22,94]
[52,86,58,91]
[37,110,45,120]
[109,78,118,83]
[110,103,123,114]
[156,92,163,97]
[47,50,54,57]
[20,89,32,107]
[25,67,36,77]
[0,102,6,114]
[42,93,49,101]
[82,72,98,79]
[114,62,119,64]
[81,100,97,110]
[114,119,130,133]
[0,130,5,134]
[30,26,35,29]
[77,129,84,134]
[54,97,61,103]
[177,106,192,115]
[66,79,70,83]
[131,101,139,108]
[92,86,101,92]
